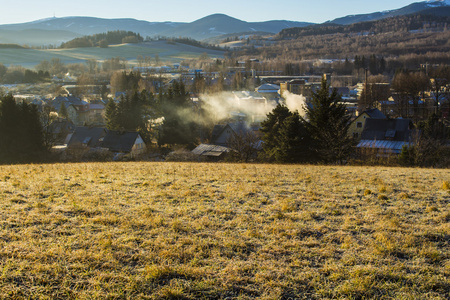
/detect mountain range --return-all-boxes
[328,0,450,24]
[0,0,448,46]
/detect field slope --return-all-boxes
[0,162,449,299]
[0,41,225,68]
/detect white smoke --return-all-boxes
[282,90,307,117]
[198,92,277,124]
[198,92,237,123]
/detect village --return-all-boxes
[1,1,450,299]
[1,58,448,166]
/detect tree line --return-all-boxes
[243,13,450,63]
[60,30,144,49]
[0,64,50,84]
[277,14,449,39]
[260,79,354,164]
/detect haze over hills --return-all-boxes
[0,15,312,46]
[157,14,313,41]
[0,17,183,38]
[0,0,448,46]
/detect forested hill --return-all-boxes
[0,44,25,49]
[277,12,450,39]
[60,30,144,48]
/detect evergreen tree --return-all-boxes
[0,94,45,163]
[303,78,354,163]
[104,91,152,141]
[0,94,20,161]
[158,80,197,147]
[260,104,292,161]
[260,105,311,163]
[58,103,68,119]
[276,112,311,163]
[369,54,378,75]
[105,99,119,130]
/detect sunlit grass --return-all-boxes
[0,162,448,299]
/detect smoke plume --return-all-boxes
[282,91,307,117]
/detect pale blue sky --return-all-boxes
[0,0,424,25]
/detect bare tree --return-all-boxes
[226,130,260,162]
[392,71,430,120]
[429,66,450,114]
[358,75,390,113]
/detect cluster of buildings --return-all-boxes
[11,93,147,160]
[5,67,448,161]
[192,73,448,161]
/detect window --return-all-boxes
[356,122,363,128]
[353,132,359,138]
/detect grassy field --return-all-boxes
[0,41,225,68]
[0,162,448,299]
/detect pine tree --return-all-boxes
[303,78,354,163]
[260,105,311,163]
[0,94,45,163]
[276,112,311,163]
[105,99,119,130]
[58,102,68,119]
[158,80,196,147]
[0,94,20,161]
[260,104,292,161]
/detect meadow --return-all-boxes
[0,162,448,299]
[0,41,225,68]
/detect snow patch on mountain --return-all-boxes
[426,0,450,7]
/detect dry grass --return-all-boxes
[0,162,448,299]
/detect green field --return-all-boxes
[0,41,225,68]
[0,162,448,299]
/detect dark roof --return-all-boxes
[361,118,412,142]
[357,140,410,154]
[51,96,88,112]
[364,108,386,119]
[192,144,230,156]
[101,131,141,153]
[211,124,226,141]
[210,122,259,144]
[67,127,107,148]
[49,119,75,135]
[89,103,105,110]
[331,87,350,96]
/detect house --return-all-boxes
[48,119,75,145]
[51,96,90,126]
[191,144,231,161]
[348,108,386,140]
[232,91,269,123]
[66,127,108,150]
[255,83,280,100]
[100,130,146,157]
[87,103,105,125]
[357,118,414,155]
[211,122,260,147]
[279,79,321,100]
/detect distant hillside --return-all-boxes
[258,13,450,61]
[0,17,183,38]
[0,15,312,46]
[329,0,450,25]
[0,40,225,68]
[278,13,450,39]
[0,28,81,46]
[60,31,144,48]
[0,44,25,49]
[158,14,312,40]
[0,1,448,46]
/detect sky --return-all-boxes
[0,0,427,25]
